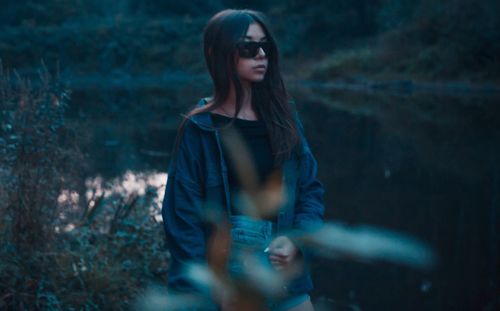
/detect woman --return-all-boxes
[162,9,324,311]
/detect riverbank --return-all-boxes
[288,75,500,97]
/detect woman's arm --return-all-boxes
[161,121,214,301]
[293,112,325,231]
[268,112,325,270]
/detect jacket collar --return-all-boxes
[189,97,303,158]
[188,97,216,131]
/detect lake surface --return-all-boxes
[69,76,499,311]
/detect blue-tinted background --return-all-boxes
[1,1,499,310]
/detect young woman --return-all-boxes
[162,9,324,311]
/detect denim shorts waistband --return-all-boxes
[229,215,276,235]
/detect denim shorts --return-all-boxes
[228,215,310,311]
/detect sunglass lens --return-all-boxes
[261,42,272,55]
[238,42,255,58]
[238,42,271,58]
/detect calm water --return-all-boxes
[70,78,499,311]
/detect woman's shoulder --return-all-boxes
[179,97,215,130]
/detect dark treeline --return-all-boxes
[0,0,499,81]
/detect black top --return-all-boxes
[210,113,278,219]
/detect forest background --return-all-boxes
[1,0,499,310]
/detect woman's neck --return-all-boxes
[216,82,258,120]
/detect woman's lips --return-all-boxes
[253,65,267,71]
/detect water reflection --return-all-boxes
[291,86,499,311]
[57,171,167,233]
[67,81,499,310]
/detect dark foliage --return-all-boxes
[0,0,498,81]
[0,61,82,251]
[0,64,168,309]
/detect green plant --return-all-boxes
[0,60,86,308]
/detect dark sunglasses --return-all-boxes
[236,41,273,58]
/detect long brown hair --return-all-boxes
[182,9,299,165]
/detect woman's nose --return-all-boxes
[256,47,266,58]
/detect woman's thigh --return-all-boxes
[272,294,313,311]
[285,298,314,311]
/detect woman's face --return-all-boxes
[235,22,269,84]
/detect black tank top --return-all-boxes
[211,113,278,220]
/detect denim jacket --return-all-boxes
[161,98,325,304]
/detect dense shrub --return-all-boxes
[0,63,168,310]
[0,61,83,251]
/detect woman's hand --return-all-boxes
[266,235,300,271]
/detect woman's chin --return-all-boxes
[251,74,266,82]
[241,74,266,84]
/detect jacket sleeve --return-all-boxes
[293,113,325,231]
[285,110,325,294]
[161,121,216,308]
